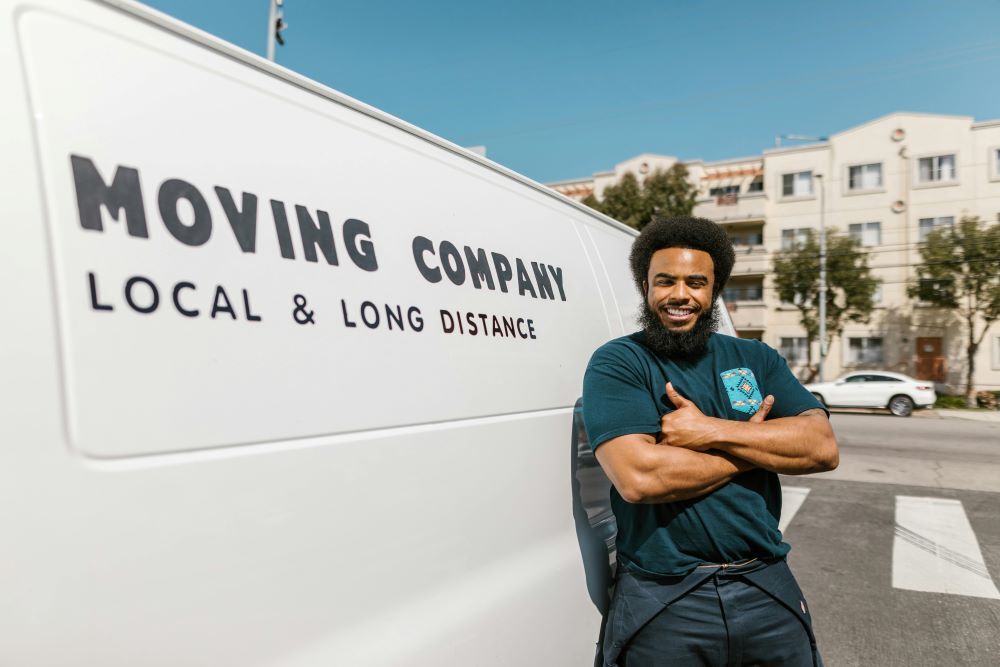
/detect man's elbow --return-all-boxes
[813,432,840,472]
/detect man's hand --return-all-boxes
[660,382,775,451]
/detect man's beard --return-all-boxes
[639,299,719,360]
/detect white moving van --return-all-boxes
[0,1,735,664]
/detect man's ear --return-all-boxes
[642,280,648,294]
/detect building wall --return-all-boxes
[547,113,1000,394]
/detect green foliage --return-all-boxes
[581,164,697,230]
[909,216,1000,405]
[771,229,879,375]
[934,395,968,409]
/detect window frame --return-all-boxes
[991,146,1000,183]
[848,221,881,247]
[781,227,812,250]
[918,215,955,242]
[780,170,815,200]
[778,336,809,364]
[845,336,885,365]
[914,152,958,188]
[845,162,884,194]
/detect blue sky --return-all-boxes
[144,0,1000,183]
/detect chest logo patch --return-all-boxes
[720,367,763,415]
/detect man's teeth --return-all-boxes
[667,308,694,316]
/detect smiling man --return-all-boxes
[582,216,839,667]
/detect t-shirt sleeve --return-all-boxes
[758,342,828,418]
[581,344,662,451]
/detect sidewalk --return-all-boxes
[913,408,1000,423]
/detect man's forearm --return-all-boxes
[710,411,839,475]
[635,446,754,503]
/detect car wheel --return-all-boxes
[811,392,826,408]
[888,395,914,417]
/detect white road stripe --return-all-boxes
[893,496,1000,599]
[779,486,811,533]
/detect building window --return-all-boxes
[995,149,1000,177]
[781,228,811,249]
[848,163,882,191]
[779,337,809,364]
[847,337,884,364]
[782,171,813,197]
[873,284,883,304]
[993,335,1000,370]
[728,230,763,247]
[723,284,764,302]
[917,154,956,183]
[918,216,954,241]
[848,221,881,247]
[709,185,740,197]
[748,176,764,193]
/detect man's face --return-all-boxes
[643,247,715,333]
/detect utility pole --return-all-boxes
[815,173,827,382]
[266,0,286,62]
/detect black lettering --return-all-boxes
[211,286,237,319]
[413,236,442,283]
[243,289,261,322]
[360,301,380,328]
[172,281,199,317]
[270,200,296,259]
[515,258,537,298]
[88,272,113,311]
[491,252,512,293]
[344,218,378,271]
[214,186,258,253]
[531,262,554,300]
[527,319,536,339]
[408,306,424,332]
[158,179,212,246]
[477,313,489,332]
[440,309,455,333]
[516,318,528,339]
[296,206,339,265]
[456,310,464,334]
[385,303,404,330]
[491,316,503,336]
[465,311,478,335]
[548,265,567,301]
[440,241,466,285]
[502,316,515,337]
[71,155,148,238]
[124,276,159,314]
[341,299,358,328]
[463,246,495,290]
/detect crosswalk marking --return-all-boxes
[779,486,811,533]
[892,496,1000,599]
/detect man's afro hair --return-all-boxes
[629,216,736,297]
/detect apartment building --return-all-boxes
[547,113,1000,391]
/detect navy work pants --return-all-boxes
[602,559,822,667]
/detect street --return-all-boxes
[781,413,1000,666]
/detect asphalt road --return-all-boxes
[781,413,1000,666]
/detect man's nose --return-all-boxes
[668,283,690,302]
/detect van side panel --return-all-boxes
[0,0,633,664]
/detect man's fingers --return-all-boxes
[750,395,775,422]
[666,382,690,408]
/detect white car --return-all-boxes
[804,371,937,417]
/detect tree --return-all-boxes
[581,164,697,230]
[908,216,1000,407]
[643,163,698,221]
[772,229,879,382]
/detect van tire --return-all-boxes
[888,395,914,417]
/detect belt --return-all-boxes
[695,557,760,570]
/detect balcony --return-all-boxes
[693,191,767,224]
[730,245,769,276]
[726,301,768,331]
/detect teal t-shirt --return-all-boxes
[581,331,824,577]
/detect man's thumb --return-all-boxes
[666,382,690,407]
